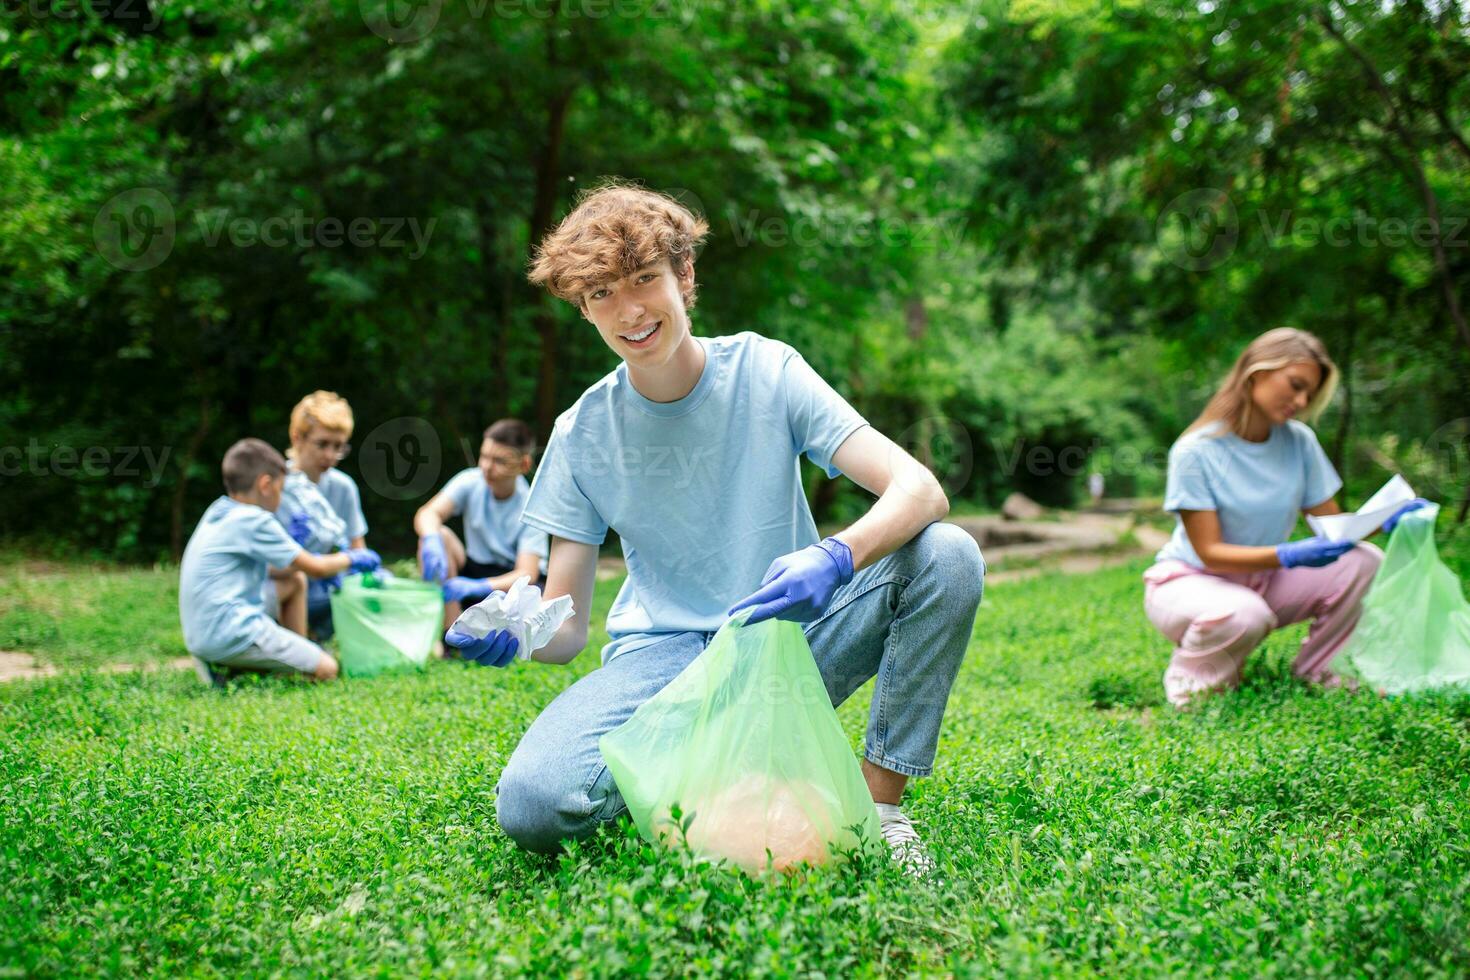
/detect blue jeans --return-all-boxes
[495,522,985,853]
[307,577,335,641]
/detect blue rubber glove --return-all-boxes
[1382,498,1432,535]
[344,547,382,574]
[727,537,854,625]
[420,534,448,583]
[1276,537,1355,569]
[286,512,312,547]
[444,626,520,667]
[323,573,344,593]
[442,576,493,605]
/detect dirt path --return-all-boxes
[986,524,1169,585]
[0,651,195,683]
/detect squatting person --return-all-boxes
[447,182,986,872]
[1143,328,1427,707]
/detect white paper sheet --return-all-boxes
[1305,474,1416,543]
[451,575,574,660]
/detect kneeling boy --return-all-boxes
[180,438,381,684]
[413,419,549,629]
[448,183,985,873]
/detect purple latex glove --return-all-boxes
[286,511,312,547]
[420,534,448,583]
[1276,536,1355,569]
[1382,498,1432,535]
[444,626,519,668]
[442,576,493,605]
[727,537,854,625]
[344,547,382,574]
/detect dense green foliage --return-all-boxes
[4,555,1470,975]
[4,0,1466,558]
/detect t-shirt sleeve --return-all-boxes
[243,510,305,569]
[341,476,368,539]
[440,468,478,518]
[780,347,869,478]
[1163,438,1218,513]
[516,524,551,561]
[1296,424,1343,508]
[521,423,609,546]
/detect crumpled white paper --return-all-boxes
[450,575,575,660]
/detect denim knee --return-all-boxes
[495,757,581,855]
[911,521,986,608]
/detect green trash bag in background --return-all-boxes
[329,574,442,678]
[1333,503,1470,694]
[600,614,880,876]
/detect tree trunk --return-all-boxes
[476,195,509,419]
[170,393,214,561]
[527,6,575,440]
[1330,312,1356,483]
[1316,12,1470,362]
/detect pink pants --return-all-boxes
[1142,543,1383,707]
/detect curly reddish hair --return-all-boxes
[528,180,710,309]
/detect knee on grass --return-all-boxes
[495,762,605,855]
[311,653,340,681]
[911,522,986,606]
[1338,542,1384,589]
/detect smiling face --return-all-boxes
[1249,359,1323,426]
[579,257,696,367]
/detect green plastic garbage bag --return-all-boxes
[599,614,880,875]
[329,574,442,678]
[1333,503,1470,694]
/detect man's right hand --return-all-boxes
[420,533,448,583]
[444,627,519,667]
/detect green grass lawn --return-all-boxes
[4,551,1470,976]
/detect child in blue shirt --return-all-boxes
[179,438,381,684]
[414,419,550,630]
[285,391,371,640]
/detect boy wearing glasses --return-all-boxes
[414,419,550,630]
[283,391,370,639]
[287,391,368,548]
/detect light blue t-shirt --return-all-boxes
[179,496,304,660]
[522,331,868,664]
[443,470,550,569]
[316,467,368,542]
[277,470,349,554]
[1156,420,1343,568]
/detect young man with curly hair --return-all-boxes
[448,181,985,873]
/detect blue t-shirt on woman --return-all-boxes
[1155,420,1343,568]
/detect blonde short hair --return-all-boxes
[289,390,355,444]
[528,179,710,308]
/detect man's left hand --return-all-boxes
[727,537,854,625]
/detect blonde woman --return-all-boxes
[1144,328,1427,706]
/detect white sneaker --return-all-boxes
[876,803,934,877]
